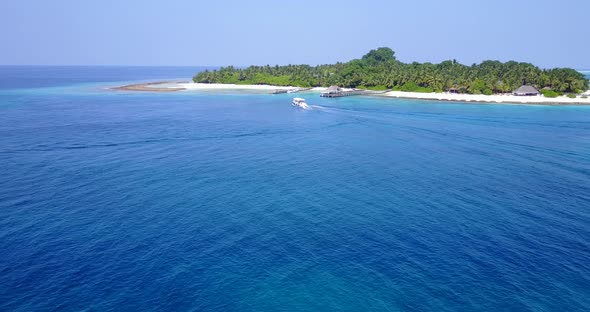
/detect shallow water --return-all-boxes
[1,67,589,311]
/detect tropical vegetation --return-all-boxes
[193,48,589,94]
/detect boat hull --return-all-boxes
[292,98,311,110]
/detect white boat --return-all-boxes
[292,97,311,110]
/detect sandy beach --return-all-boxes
[112,81,590,105]
[178,82,330,93]
[179,83,300,91]
[381,91,590,105]
[112,81,326,93]
[112,81,187,92]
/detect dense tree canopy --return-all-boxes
[193,48,588,94]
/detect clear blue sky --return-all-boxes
[1,0,589,68]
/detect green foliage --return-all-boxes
[361,47,396,65]
[582,95,588,99]
[400,82,433,93]
[469,79,486,94]
[483,88,493,95]
[356,85,387,90]
[400,82,418,92]
[567,93,577,98]
[367,85,388,91]
[541,89,559,98]
[192,48,589,95]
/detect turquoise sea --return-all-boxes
[1,66,589,311]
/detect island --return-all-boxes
[111,48,590,105]
[189,47,590,104]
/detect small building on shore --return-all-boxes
[321,86,342,97]
[513,85,540,96]
[325,85,342,94]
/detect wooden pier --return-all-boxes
[271,87,312,94]
[320,86,366,98]
[320,90,366,97]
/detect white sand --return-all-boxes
[156,82,590,105]
[178,82,328,92]
[179,83,286,91]
[382,91,590,105]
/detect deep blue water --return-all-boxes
[1,67,590,311]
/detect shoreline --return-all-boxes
[111,81,590,105]
[111,81,187,92]
[379,91,590,106]
[111,81,327,93]
[177,82,330,93]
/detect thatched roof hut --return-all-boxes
[326,85,341,93]
[513,85,539,96]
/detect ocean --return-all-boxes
[1,66,589,311]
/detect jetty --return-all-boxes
[271,87,313,94]
[320,85,366,98]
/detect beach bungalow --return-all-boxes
[320,85,343,97]
[326,85,342,94]
[513,85,540,96]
